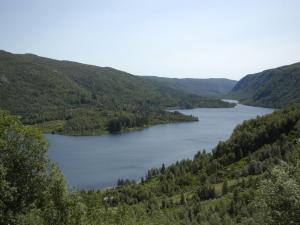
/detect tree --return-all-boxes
[0,110,86,225]
[107,119,122,133]
[180,193,187,205]
[252,166,300,225]
[197,184,215,201]
[222,180,229,195]
[161,163,166,174]
[0,110,48,223]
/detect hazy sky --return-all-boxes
[1,0,300,80]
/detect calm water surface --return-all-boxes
[47,103,273,189]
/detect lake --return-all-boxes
[47,102,273,189]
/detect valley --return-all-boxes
[0,51,299,225]
[1,2,299,224]
[0,50,235,136]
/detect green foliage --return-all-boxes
[0,110,48,223]
[0,110,86,225]
[222,180,229,195]
[251,165,300,225]
[196,184,216,201]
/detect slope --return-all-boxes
[96,103,300,224]
[229,62,300,108]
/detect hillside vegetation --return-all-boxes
[229,62,300,108]
[0,50,234,135]
[143,76,237,97]
[1,104,300,224]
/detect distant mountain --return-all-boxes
[0,50,234,135]
[229,62,300,108]
[143,76,237,97]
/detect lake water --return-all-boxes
[47,102,273,189]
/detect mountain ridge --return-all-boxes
[142,76,237,97]
[229,62,300,108]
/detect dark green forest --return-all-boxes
[229,62,300,108]
[0,50,234,135]
[1,103,300,224]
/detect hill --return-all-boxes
[93,104,300,224]
[0,50,234,135]
[143,76,237,97]
[1,103,300,224]
[229,62,300,108]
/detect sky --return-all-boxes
[0,0,300,80]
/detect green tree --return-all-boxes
[222,180,229,195]
[107,118,122,133]
[180,193,187,205]
[0,110,48,224]
[253,166,300,225]
[0,110,86,225]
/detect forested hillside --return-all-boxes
[0,50,234,135]
[229,62,300,108]
[1,104,300,224]
[143,76,237,97]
